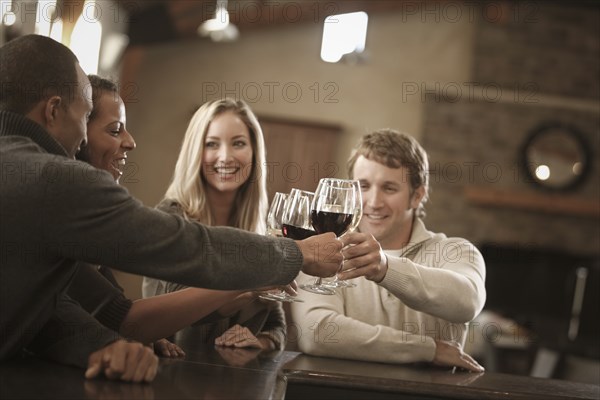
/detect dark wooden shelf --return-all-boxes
[464,187,600,218]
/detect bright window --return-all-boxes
[70,0,102,74]
[320,11,368,63]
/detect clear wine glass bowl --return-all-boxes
[281,189,316,240]
[259,192,305,303]
[324,179,361,289]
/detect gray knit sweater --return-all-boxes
[0,110,302,367]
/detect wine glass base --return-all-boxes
[324,279,356,288]
[259,293,304,303]
[299,284,336,295]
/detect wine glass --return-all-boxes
[349,180,363,232]
[281,189,317,240]
[299,179,355,295]
[266,192,288,238]
[325,179,362,289]
[283,189,336,296]
[259,192,304,303]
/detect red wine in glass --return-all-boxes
[310,210,353,237]
[282,224,317,240]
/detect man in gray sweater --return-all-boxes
[0,35,342,382]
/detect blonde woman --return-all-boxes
[143,99,286,351]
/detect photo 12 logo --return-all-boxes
[401,82,539,104]
[399,1,539,24]
[201,81,340,104]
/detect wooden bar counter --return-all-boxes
[282,354,599,400]
[1,346,598,399]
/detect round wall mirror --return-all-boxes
[521,122,591,191]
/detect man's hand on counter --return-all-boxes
[85,340,159,383]
[433,340,485,373]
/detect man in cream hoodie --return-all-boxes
[292,129,486,372]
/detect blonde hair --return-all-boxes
[347,129,429,218]
[164,98,268,233]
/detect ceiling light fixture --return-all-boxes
[198,0,239,42]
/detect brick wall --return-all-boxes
[473,2,599,99]
[422,3,600,256]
